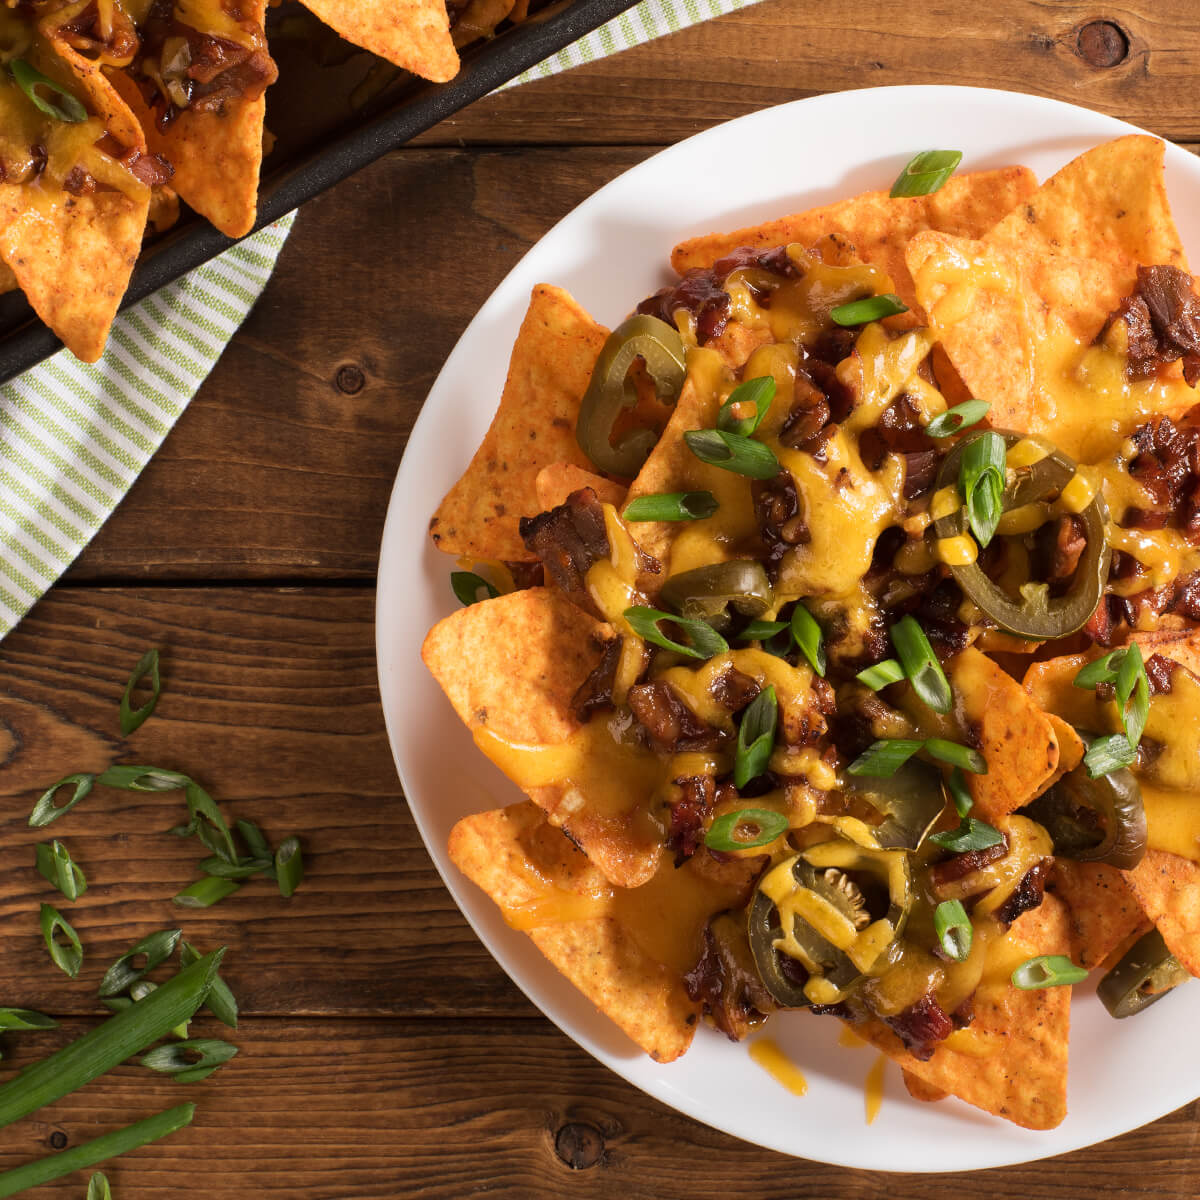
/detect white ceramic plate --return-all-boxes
[377,85,1200,1172]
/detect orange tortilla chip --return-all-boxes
[423,587,663,887]
[0,261,16,294]
[535,463,626,513]
[449,801,754,1062]
[849,895,1072,1130]
[902,1071,948,1104]
[1125,851,1200,977]
[670,167,1038,318]
[298,0,459,82]
[430,285,609,563]
[1049,860,1144,969]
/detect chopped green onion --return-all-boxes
[717,376,775,436]
[119,647,161,736]
[704,808,789,852]
[1072,649,1123,690]
[890,149,963,198]
[1114,641,1149,748]
[684,429,780,479]
[200,855,274,880]
[1011,955,1088,990]
[39,904,82,978]
[733,686,778,789]
[174,877,240,908]
[140,1037,238,1083]
[925,399,990,439]
[829,293,908,326]
[929,817,1004,853]
[890,615,952,714]
[623,491,719,522]
[235,819,272,861]
[624,605,730,660]
[847,738,924,778]
[934,899,973,962]
[181,941,238,1029]
[738,619,788,642]
[789,603,826,677]
[28,774,94,827]
[959,431,1006,548]
[98,928,182,998]
[126,981,190,1040]
[87,1173,112,1200]
[450,571,498,607]
[947,767,974,818]
[97,765,189,792]
[925,737,987,774]
[35,840,86,902]
[0,1009,57,1033]
[9,58,88,123]
[275,836,304,898]
[855,658,905,691]
[0,1105,195,1199]
[1083,732,1137,778]
[177,782,238,863]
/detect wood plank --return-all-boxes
[0,1016,1198,1199]
[419,0,1200,146]
[0,586,528,1018]
[67,146,655,583]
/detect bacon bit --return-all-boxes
[62,166,97,197]
[709,667,761,714]
[752,470,810,578]
[1144,653,1177,696]
[882,993,954,1061]
[929,836,1010,891]
[666,775,715,866]
[1049,514,1087,583]
[994,860,1049,929]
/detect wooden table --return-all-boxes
[2,1,1200,1195]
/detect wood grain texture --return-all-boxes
[0,1018,1199,1200]
[418,0,1200,146]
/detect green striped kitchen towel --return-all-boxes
[0,215,294,637]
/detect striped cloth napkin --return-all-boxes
[0,0,757,639]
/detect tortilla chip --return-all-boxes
[423,587,664,887]
[948,647,1060,821]
[298,0,459,82]
[849,894,1072,1130]
[430,285,610,563]
[449,801,757,1062]
[1049,860,1144,969]
[535,463,626,513]
[670,167,1038,319]
[902,1071,948,1104]
[1134,628,1200,678]
[0,261,16,294]
[1125,851,1200,976]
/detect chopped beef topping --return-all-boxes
[1103,265,1200,386]
[506,560,545,590]
[518,487,610,605]
[62,166,96,197]
[1123,412,1200,540]
[881,992,954,1061]
[628,680,723,754]
[1144,652,1176,695]
[684,913,775,1040]
[994,860,1049,929]
[710,667,761,713]
[637,271,731,344]
[569,637,622,724]
[1087,567,1200,646]
[666,775,715,866]
[1049,515,1087,584]
[888,577,969,657]
[752,470,809,578]
[929,836,1010,891]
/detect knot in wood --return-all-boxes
[1076,21,1129,68]
[554,1121,605,1170]
[48,1130,68,1150]
[335,364,365,395]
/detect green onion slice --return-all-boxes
[739,619,788,642]
[925,737,987,775]
[947,767,974,818]
[934,899,973,962]
[704,807,789,852]
[623,491,719,522]
[0,1105,195,1199]
[200,855,274,880]
[890,149,963,198]
[929,817,1004,853]
[181,941,239,1029]
[890,615,953,714]
[0,1009,57,1033]
[1011,954,1088,990]
[717,376,775,436]
[140,1037,238,1083]
[179,782,238,863]
[684,429,781,479]
[847,738,924,778]
[1114,641,1149,748]
[275,835,304,898]
[39,903,82,978]
[925,399,990,439]
[87,1173,113,1200]
[1083,732,1137,778]
[855,658,905,691]
[958,430,1006,548]
[9,58,88,123]
[789,603,826,677]
[173,877,240,908]
[97,764,189,792]
[235,818,272,861]
[98,928,182,998]
[119,647,161,736]
[624,605,730,660]
[829,293,908,326]
[35,841,87,902]
[450,571,498,607]
[1072,649,1124,690]
[733,686,778,789]
[28,774,94,828]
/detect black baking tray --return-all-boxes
[0,0,641,384]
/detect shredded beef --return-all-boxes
[882,993,954,1061]
[684,914,775,1039]
[1103,265,1200,386]
[929,836,1010,890]
[751,469,810,577]
[710,667,761,713]
[666,775,715,866]
[628,680,723,754]
[994,860,1050,929]
[518,487,610,603]
[569,637,622,724]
